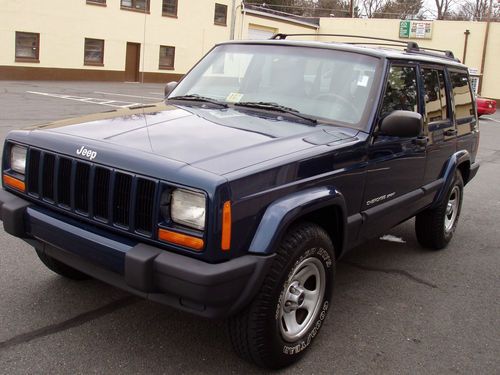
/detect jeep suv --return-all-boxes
[0,35,479,369]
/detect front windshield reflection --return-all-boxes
[170,44,380,128]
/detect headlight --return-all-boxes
[171,189,206,230]
[10,145,27,175]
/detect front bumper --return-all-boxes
[0,189,274,318]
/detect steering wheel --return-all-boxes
[314,93,361,121]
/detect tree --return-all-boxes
[452,0,493,21]
[362,0,387,17]
[434,0,454,19]
[375,0,423,18]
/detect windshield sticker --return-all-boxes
[226,92,244,103]
[357,75,370,87]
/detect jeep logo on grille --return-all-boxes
[76,146,97,160]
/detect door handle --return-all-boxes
[444,129,458,136]
[414,136,428,146]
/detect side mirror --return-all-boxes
[380,110,423,138]
[164,81,178,98]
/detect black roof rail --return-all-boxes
[270,33,460,62]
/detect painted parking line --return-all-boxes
[93,91,162,100]
[26,91,141,108]
[482,117,500,123]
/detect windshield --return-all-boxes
[170,44,381,128]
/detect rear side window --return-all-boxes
[450,71,474,120]
[422,68,449,122]
[381,65,418,116]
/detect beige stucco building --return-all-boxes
[1,0,498,99]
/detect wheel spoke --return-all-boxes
[282,310,302,334]
[295,265,318,287]
[302,289,319,311]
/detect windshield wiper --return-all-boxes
[168,94,228,108]
[234,101,317,125]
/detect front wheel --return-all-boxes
[415,171,464,250]
[228,222,335,369]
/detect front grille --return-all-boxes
[25,148,158,236]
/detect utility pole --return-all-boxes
[349,0,354,17]
[478,0,493,95]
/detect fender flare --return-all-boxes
[248,186,347,255]
[432,150,470,208]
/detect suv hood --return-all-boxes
[23,103,360,176]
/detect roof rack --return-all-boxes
[270,33,460,62]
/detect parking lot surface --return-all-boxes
[0,81,499,374]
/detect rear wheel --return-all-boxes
[35,248,90,280]
[415,171,464,250]
[228,222,335,369]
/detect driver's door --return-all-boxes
[359,63,427,240]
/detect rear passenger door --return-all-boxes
[420,66,456,184]
[448,69,477,157]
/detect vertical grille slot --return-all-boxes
[27,149,41,195]
[113,173,132,227]
[135,178,156,234]
[75,163,90,213]
[42,153,55,201]
[93,167,110,220]
[57,158,72,207]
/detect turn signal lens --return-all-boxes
[158,228,204,251]
[221,201,231,251]
[3,174,25,192]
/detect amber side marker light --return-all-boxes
[3,174,25,192]
[221,201,232,251]
[158,228,204,251]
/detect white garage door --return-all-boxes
[248,27,275,40]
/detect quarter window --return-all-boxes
[450,71,474,120]
[214,3,228,26]
[162,0,178,17]
[15,32,40,62]
[121,0,149,12]
[84,38,105,66]
[380,65,418,116]
[159,46,175,69]
[422,68,448,122]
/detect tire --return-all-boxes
[228,222,335,369]
[35,248,90,280]
[415,171,464,250]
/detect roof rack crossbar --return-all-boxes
[271,33,460,62]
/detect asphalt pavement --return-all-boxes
[0,81,498,374]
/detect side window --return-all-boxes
[381,65,418,116]
[450,71,474,120]
[422,68,448,123]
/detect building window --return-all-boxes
[214,3,227,26]
[121,0,150,12]
[159,46,175,69]
[86,0,106,6]
[84,38,105,66]
[15,32,40,62]
[162,0,178,17]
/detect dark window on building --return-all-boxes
[121,0,150,12]
[87,0,106,5]
[84,38,105,66]
[450,71,474,120]
[15,32,40,62]
[162,0,178,16]
[159,46,175,69]
[214,3,227,26]
[422,68,449,123]
[381,65,418,116]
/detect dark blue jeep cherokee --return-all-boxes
[0,36,479,369]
